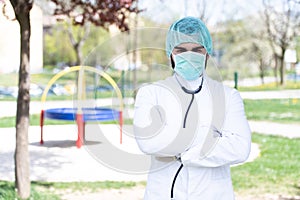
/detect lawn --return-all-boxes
[232,133,300,197]
[238,81,300,91]
[1,134,299,199]
[244,99,300,124]
[0,181,139,200]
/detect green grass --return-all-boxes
[0,72,77,87]
[239,81,300,91]
[0,94,119,102]
[0,181,139,200]
[232,133,300,196]
[244,99,300,123]
[43,181,138,191]
[0,69,171,89]
[0,181,60,200]
[0,74,18,87]
[0,114,73,128]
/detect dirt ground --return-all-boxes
[59,186,300,200]
[60,186,145,200]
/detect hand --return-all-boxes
[211,125,222,138]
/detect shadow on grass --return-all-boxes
[30,140,101,148]
[294,182,300,196]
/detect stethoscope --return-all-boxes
[170,74,204,199]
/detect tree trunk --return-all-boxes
[259,58,265,85]
[75,44,83,66]
[132,0,139,97]
[279,56,285,86]
[10,0,32,198]
[273,54,279,86]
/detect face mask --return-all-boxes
[173,51,206,81]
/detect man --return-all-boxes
[133,16,251,200]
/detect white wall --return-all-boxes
[0,1,43,73]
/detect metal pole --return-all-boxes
[132,0,138,96]
[234,71,238,89]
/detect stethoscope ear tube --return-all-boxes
[183,93,194,128]
[181,85,202,94]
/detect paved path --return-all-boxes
[1,120,299,183]
[0,124,147,182]
[249,121,300,138]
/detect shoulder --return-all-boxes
[137,76,175,94]
[205,77,243,107]
[135,77,170,100]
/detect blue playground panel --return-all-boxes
[44,107,120,122]
[40,107,122,148]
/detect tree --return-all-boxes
[6,0,138,199]
[43,22,110,67]
[262,0,300,85]
[49,0,138,31]
[8,0,32,198]
[194,0,211,23]
[244,15,273,84]
[212,20,252,80]
[49,0,140,97]
[250,42,272,84]
[66,21,90,65]
[43,22,76,66]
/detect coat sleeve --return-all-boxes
[181,89,252,167]
[133,84,184,157]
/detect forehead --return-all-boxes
[175,43,203,49]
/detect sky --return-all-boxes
[138,0,264,26]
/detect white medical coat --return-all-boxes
[133,75,251,200]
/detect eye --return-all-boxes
[175,49,185,54]
[173,47,187,55]
[192,47,205,54]
[193,49,202,53]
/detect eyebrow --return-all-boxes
[174,46,204,51]
[191,46,204,51]
[174,47,188,50]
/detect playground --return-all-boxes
[1,68,300,199]
[1,117,300,199]
[37,66,125,149]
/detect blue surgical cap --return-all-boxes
[166,16,213,57]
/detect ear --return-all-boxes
[206,54,210,60]
[170,55,175,69]
[205,54,209,69]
